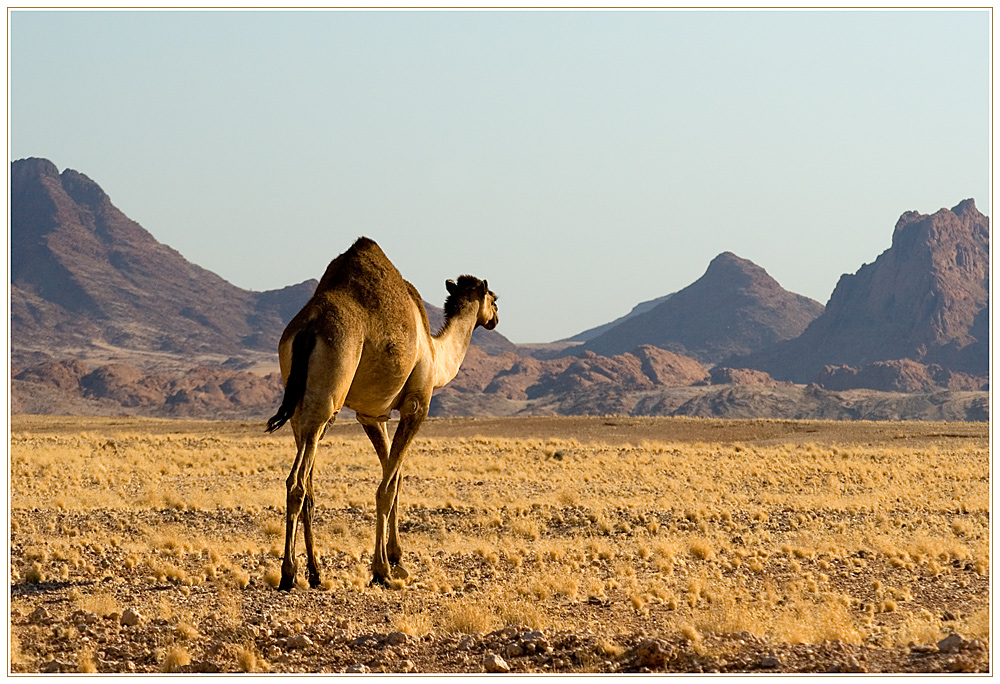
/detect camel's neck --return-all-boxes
[430,307,479,389]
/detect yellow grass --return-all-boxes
[8,415,990,672]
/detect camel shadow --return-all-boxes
[11,578,94,598]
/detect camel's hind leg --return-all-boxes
[280,416,328,591]
[279,339,358,591]
[301,453,324,588]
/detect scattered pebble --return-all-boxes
[484,654,511,673]
[386,631,409,647]
[938,633,966,654]
[40,659,74,673]
[759,651,783,669]
[286,634,314,649]
[120,609,143,627]
[29,606,51,624]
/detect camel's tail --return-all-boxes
[265,323,317,433]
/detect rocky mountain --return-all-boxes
[11,158,304,358]
[729,200,990,383]
[10,158,514,363]
[561,293,673,343]
[575,252,825,364]
[9,157,988,422]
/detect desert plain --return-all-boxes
[8,414,990,673]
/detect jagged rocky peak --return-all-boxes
[727,199,989,382]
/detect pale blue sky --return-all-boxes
[9,9,991,344]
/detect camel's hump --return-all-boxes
[313,238,429,332]
[317,237,398,290]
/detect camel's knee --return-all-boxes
[286,482,306,518]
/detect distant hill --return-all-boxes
[575,252,825,364]
[728,200,990,383]
[561,293,673,343]
[11,158,309,358]
[10,157,515,363]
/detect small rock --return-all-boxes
[634,639,667,668]
[760,651,782,669]
[458,635,476,651]
[400,659,416,672]
[345,664,370,673]
[500,625,520,640]
[190,660,221,673]
[72,610,99,625]
[938,633,966,654]
[386,631,408,647]
[40,659,73,673]
[484,654,511,673]
[286,634,314,649]
[265,646,282,659]
[120,609,143,627]
[505,643,525,658]
[29,606,51,624]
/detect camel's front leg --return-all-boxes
[387,484,406,577]
[360,419,407,578]
[371,395,427,585]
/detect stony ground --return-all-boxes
[9,415,991,674]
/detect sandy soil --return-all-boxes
[9,415,990,674]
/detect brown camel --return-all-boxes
[265,237,498,590]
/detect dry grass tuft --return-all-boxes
[160,645,191,673]
[440,601,500,635]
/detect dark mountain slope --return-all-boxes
[10,158,515,359]
[577,252,824,364]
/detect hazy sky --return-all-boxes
[9,9,991,344]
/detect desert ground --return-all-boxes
[9,414,990,673]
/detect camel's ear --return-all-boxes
[446,279,457,295]
[482,279,489,293]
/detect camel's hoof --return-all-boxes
[277,575,296,592]
[369,575,404,590]
[308,575,324,590]
[390,563,409,580]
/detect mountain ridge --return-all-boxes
[574,251,825,364]
[9,158,989,421]
[10,157,515,362]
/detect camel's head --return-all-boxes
[445,276,499,330]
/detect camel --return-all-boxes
[265,237,498,590]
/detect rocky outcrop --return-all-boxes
[577,253,824,364]
[443,345,709,402]
[730,200,989,382]
[13,359,284,418]
[708,366,785,388]
[816,359,986,393]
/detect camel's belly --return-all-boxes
[342,342,418,419]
